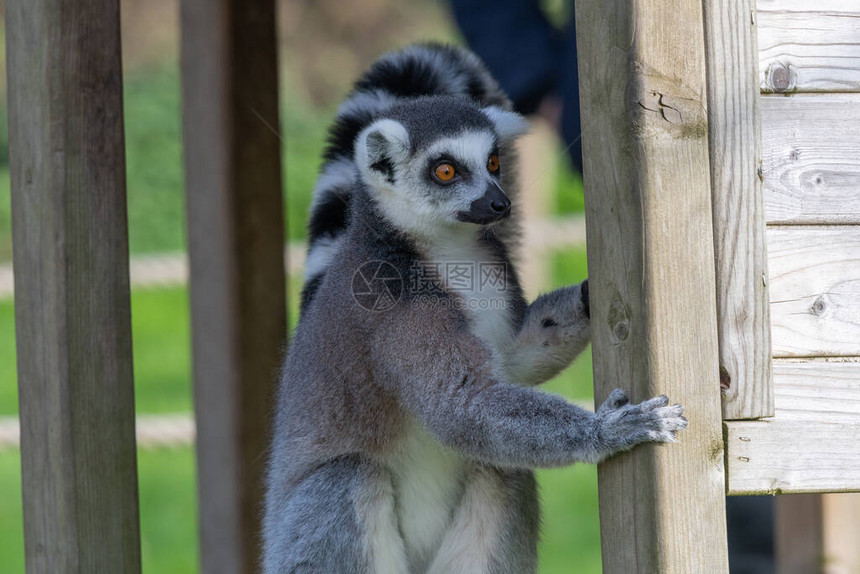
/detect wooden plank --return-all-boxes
[726,359,860,494]
[726,419,860,494]
[769,359,860,421]
[574,0,729,571]
[702,0,773,420]
[180,0,286,572]
[776,493,860,574]
[768,227,860,357]
[5,0,141,572]
[762,94,860,225]
[757,0,860,93]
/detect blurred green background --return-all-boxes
[0,0,597,571]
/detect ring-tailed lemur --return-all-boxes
[301,43,589,384]
[263,44,687,574]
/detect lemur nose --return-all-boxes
[490,197,511,212]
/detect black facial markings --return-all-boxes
[370,156,396,185]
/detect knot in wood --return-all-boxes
[607,295,631,343]
[765,61,796,93]
[719,365,732,391]
[811,296,827,316]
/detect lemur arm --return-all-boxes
[504,280,590,387]
[372,301,686,469]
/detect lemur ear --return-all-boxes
[355,119,410,186]
[482,106,530,141]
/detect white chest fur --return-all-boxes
[426,238,516,355]
[390,424,465,569]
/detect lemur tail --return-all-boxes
[301,43,512,309]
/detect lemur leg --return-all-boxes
[262,455,408,574]
[426,465,539,574]
[506,280,591,387]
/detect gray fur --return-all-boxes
[263,45,688,574]
[262,455,370,574]
[507,284,592,387]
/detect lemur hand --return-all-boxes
[591,389,688,462]
[506,280,591,386]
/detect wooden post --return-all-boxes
[776,494,823,574]
[701,0,773,420]
[180,0,286,572]
[777,493,860,574]
[574,0,730,572]
[6,0,142,572]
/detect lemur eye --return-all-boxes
[487,155,500,173]
[433,162,457,183]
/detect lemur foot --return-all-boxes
[594,389,688,460]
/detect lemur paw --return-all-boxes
[595,389,688,456]
[534,280,590,342]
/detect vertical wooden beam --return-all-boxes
[776,494,823,574]
[6,0,141,572]
[820,493,860,574]
[574,0,729,572]
[777,493,860,574]
[180,0,286,572]
[702,0,773,420]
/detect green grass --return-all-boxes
[128,288,192,413]
[0,450,24,569]
[123,68,187,255]
[0,448,199,574]
[538,464,602,574]
[0,170,11,262]
[0,288,192,416]
[554,157,586,215]
[0,297,14,412]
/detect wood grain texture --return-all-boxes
[180,0,286,572]
[768,227,860,357]
[574,0,729,571]
[726,359,860,494]
[702,0,773,420]
[762,94,860,225]
[757,0,860,93]
[776,493,860,574]
[5,0,141,571]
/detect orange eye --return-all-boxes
[487,155,500,173]
[433,162,456,182]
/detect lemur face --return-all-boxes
[354,96,528,238]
